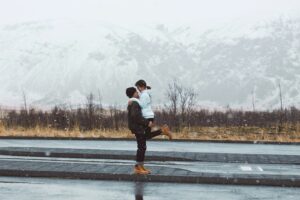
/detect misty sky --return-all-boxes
[0,0,299,26]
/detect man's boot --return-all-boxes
[134,164,149,175]
[141,165,151,174]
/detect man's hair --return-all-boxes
[126,87,137,98]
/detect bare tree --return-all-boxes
[166,80,179,116]
[166,80,180,129]
[108,104,120,131]
[278,81,283,112]
[179,86,198,127]
[178,85,188,120]
[166,79,198,129]
[97,88,103,112]
[251,88,256,112]
[86,93,95,112]
[186,88,197,129]
[113,105,120,131]
[86,93,96,130]
[22,90,28,112]
[278,80,284,133]
[186,88,197,112]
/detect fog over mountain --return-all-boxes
[0,17,300,109]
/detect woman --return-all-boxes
[135,79,172,139]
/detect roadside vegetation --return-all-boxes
[1,81,300,142]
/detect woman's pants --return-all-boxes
[135,118,161,163]
[144,118,154,136]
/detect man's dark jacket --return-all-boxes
[127,101,149,134]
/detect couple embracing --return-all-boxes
[126,80,173,175]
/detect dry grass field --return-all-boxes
[1,122,299,142]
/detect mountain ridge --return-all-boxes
[0,18,299,110]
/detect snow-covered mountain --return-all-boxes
[0,18,300,109]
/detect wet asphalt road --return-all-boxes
[0,176,299,200]
[0,139,299,199]
[0,139,299,155]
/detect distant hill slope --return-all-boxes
[0,18,299,109]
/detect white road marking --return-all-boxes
[256,166,264,172]
[240,165,253,171]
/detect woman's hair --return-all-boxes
[135,80,151,90]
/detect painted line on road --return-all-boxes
[240,165,253,171]
[257,166,264,172]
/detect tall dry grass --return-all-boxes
[178,126,300,142]
[0,123,299,142]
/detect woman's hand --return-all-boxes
[148,121,154,127]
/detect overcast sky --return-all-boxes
[0,0,299,26]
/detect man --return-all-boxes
[126,87,172,175]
